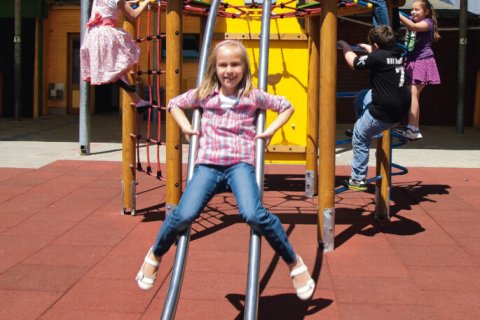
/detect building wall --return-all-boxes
[43,6,80,114]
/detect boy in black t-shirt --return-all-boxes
[338,25,411,191]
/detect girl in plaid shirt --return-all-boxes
[136,40,315,300]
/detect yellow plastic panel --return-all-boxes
[214,2,309,164]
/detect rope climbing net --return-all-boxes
[132,3,166,181]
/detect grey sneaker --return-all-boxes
[343,177,368,191]
[396,128,423,141]
[345,129,353,137]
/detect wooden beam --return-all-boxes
[166,0,183,208]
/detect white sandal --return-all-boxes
[136,247,161,290]
[290,256,315,300]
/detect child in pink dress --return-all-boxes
[81,0,150,108]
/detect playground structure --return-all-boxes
[120,0,405,235]
[110,0,408,318]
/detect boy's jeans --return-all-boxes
[370,0,390,27]
[152,162,296,264]
[351,89,397,180]
[371,0,401,29]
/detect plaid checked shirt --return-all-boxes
[168,88,292,166]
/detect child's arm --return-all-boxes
[399,14,429,32]
[118,0,149,21]
[256,105,294,142]
[337,40,358,70]
[358,43,372,53]
[169,107,199,137]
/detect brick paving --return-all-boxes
[1,160,480,319]
[1,114,480,319]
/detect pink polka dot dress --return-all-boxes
[80,0,140,85]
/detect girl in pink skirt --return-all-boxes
[398,0,441,140]
[81,0,151,108]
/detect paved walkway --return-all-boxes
[1,114,480,319]
[2,114,480,169]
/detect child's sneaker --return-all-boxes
[343,177,368,191]
[395,127,423,141]
[115,78,137,93]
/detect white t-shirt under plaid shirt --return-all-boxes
[168,88,292,166]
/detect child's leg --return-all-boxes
[351,111,375,181]
[138,165,221,284]
[408,84,426,129]
[353,89,372,120]
[117,73,151,108]
[351,110,393,181]
[226,162,314,299]
[226,163,296,264]
[152,165,221,256]
[369,0,390,27]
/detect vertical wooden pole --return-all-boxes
[122,19,136,214]
[375,0,394,219]
[305,16,320,198]
[200,16,207,48]
[166,0,183,211]
[318,0,337,251]
[375,131,391,219]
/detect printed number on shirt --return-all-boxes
[395,66,405,87]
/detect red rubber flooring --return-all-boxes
[1,160,480,319]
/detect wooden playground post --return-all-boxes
[375,0,396,219]
[121,19,137,215]
[375,131,391,219]
[165,0,183,212]
[305,16,320,198]
[318,0,337,251]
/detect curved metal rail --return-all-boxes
[245,2,273,319]
[160,0,221,318]
[161,0,273,318]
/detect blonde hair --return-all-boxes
[414,0,441,42]
[196,40,254,100]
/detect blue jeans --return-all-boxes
[152,162,297,264]
[371,0,401,29]
[351,89,397,180]
[370,0,390,27]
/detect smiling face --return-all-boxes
[215,46,245,96]
[411,1,429,22]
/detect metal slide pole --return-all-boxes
[79,0,91,154]
[456,0,468,134]
[160,1,221,319]
[14,0,21,121]
[245,1,272,319]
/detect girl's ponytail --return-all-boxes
[422,0,441,42]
